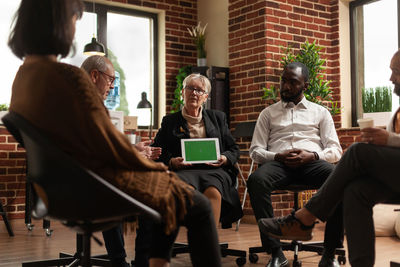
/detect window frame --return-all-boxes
[84,1,159,129]
[350,0,400,126]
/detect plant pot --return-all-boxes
[363,111,392,127]
[197,58,207,67]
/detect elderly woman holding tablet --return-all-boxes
[153,73,242,227]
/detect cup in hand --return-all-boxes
[357,118,374,129]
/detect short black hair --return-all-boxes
[8,0,84,59]
[285,62,309,82]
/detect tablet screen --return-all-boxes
[181,138,220,164]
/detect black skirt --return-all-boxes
[176,167,243,228]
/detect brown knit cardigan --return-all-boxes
[10,58,192,234]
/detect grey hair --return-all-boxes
[183,73,211,93]
[80,55,109,73]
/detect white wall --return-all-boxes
[339,0,352,128]
[198,0,229,67]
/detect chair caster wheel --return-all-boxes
[249,253,258,263]
[236,257,246,266]
[45,228,53,236]
[338,255,346,264]
[26,223,34,231]
[293,260,302,267]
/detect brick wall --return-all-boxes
[228,0,341,128]
[0,128,26,220]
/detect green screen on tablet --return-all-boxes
[181,138,220,164]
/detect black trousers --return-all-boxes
[305,143,400,267]
[247,160,344,254]
[102,224,127,265]
[135,190,221,267]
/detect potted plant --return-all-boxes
[187,22,207,67]
[262,41,341,116]
[0,104,9,122]
[362,86,392,126]
[171,65,192,113]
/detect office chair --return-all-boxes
[2,112,161,267]
[0,200,14,236]
[231,121,257,231]
[248,184,346,267]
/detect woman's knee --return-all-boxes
[203,186,222,201]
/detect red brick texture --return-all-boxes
[228,0,342,129]
[0,128,25,220]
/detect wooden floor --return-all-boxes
[1,219,400,266]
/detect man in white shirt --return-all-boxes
[258,50,400,267]
[247,62,343,267]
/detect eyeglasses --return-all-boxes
[184,86,207,96]
[99,70,116,85]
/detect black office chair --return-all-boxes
[2,111,161,267]
[231,121,256,231]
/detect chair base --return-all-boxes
[21,254,111,267]
[0,201,14,237]
[248,241,347,266]
[22,233,112,267]
[172,242,247,266]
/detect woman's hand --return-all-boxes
[169,157,192,170]
[207,155,228,167]
[135,140,162,160]
[361,127,389,145]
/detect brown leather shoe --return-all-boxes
[258,211,314,241]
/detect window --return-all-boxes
[64,2,158,128]
[0,0,22,106]
[350,0,399,126]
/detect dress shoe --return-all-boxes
[318,255,340,267]
[266,255,289,267]
[258,211,314,241]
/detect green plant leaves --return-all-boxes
[362,86,392,113]
[262,41,340,115]
[171,65,192,113]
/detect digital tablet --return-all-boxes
[181,138,220,164]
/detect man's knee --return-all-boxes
[247,171,273,196]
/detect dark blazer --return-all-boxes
[153,108,243,227]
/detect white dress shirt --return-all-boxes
[386,108,400,147]
[250,97,342,164]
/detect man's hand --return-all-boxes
[169,157,192,170]
[361,127,389,146]
[135,140,162,160]
[275,149,316,168]
[207,155,228,167]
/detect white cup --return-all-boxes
[357,118,374,129]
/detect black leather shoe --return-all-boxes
[266,256,289,267]
[318,255,340,267]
